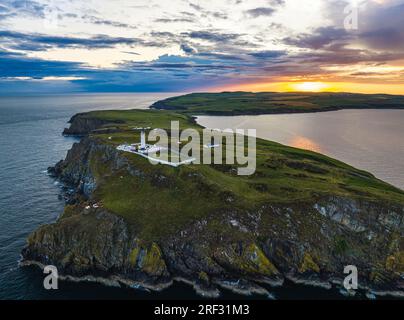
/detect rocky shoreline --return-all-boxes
[19,259,404,299]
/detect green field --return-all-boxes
[151,92,404,115]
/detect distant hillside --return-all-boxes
[151,92,404,115]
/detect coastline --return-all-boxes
[18,96,404,300]
[20,259,404,299]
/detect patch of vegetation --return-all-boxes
[141,243,167,275]
[386,251,404,272]
[213,243,278,276]
[333,236,350,255]
[151,92,404,115]
[299,253,320,273]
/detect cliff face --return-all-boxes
[22,113,404,298]
[22,209,171,290]
[62,113,124,136]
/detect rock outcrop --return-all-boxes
[62,113,124,136]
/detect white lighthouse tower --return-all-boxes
[132,127,151,153]
[140,129,146,150]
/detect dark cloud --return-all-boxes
[211,12,228,19]
[186,31,240,42]
[138,63,234,70]
[180,43,196,54]
[280,1,404,73]
[188,3,227,19]
[196,52,245,61]
[323,0,404,52]
[189,3,203,12]
[244,0,284,18]
[283,27,350,50]
[361,28,404,51]
[245,7,275,18]
[121,55,236,72]
[0,51,85,78]
[155,18,194,23]
[268,0,285,5]
[358,3,404,51]
[248,50,286,59]
[0,30,139,50]
[82,15,137,29]
[0,50,233,93]
[292,47,403,66]
[151,31,175,38]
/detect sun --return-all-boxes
[289,82,331,92]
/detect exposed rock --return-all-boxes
[62,113,123,136]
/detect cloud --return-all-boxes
[155,18,194,23]
[359,3,404,51]
[180,43,196,54]
[186,31,241,42]
[0,50,85,78]
[323,0,404,51]
[281,1,404,68]
[3,0,45,17]
[0,30,139,50]
[188,3,228,19]
[82,15,138,29]
[283,27,350,49]
[1,0,404,92]
[245,7,276,18]
[0,50,239,93]
[244,0,285,18]
[249,50,287,59]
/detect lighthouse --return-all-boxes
[132,127,151,151]
[140,129,146,150]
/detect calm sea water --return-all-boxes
[197,110,404,190]
[0,94,399,300]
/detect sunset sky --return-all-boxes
[1,0,404,94]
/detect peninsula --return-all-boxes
[21,93,404,298]
[151,92,404,115]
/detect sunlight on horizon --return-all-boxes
[215,81,404,95]
[286,82,331,92]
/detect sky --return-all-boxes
[1,0,404,94]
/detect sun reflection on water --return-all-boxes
[290,136,322,153]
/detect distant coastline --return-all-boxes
[151,92,404,116]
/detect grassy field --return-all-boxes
[74,109,404,239]
[151,92,404,115]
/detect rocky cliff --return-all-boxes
[21,111,404,298]
[62,113,124,136]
